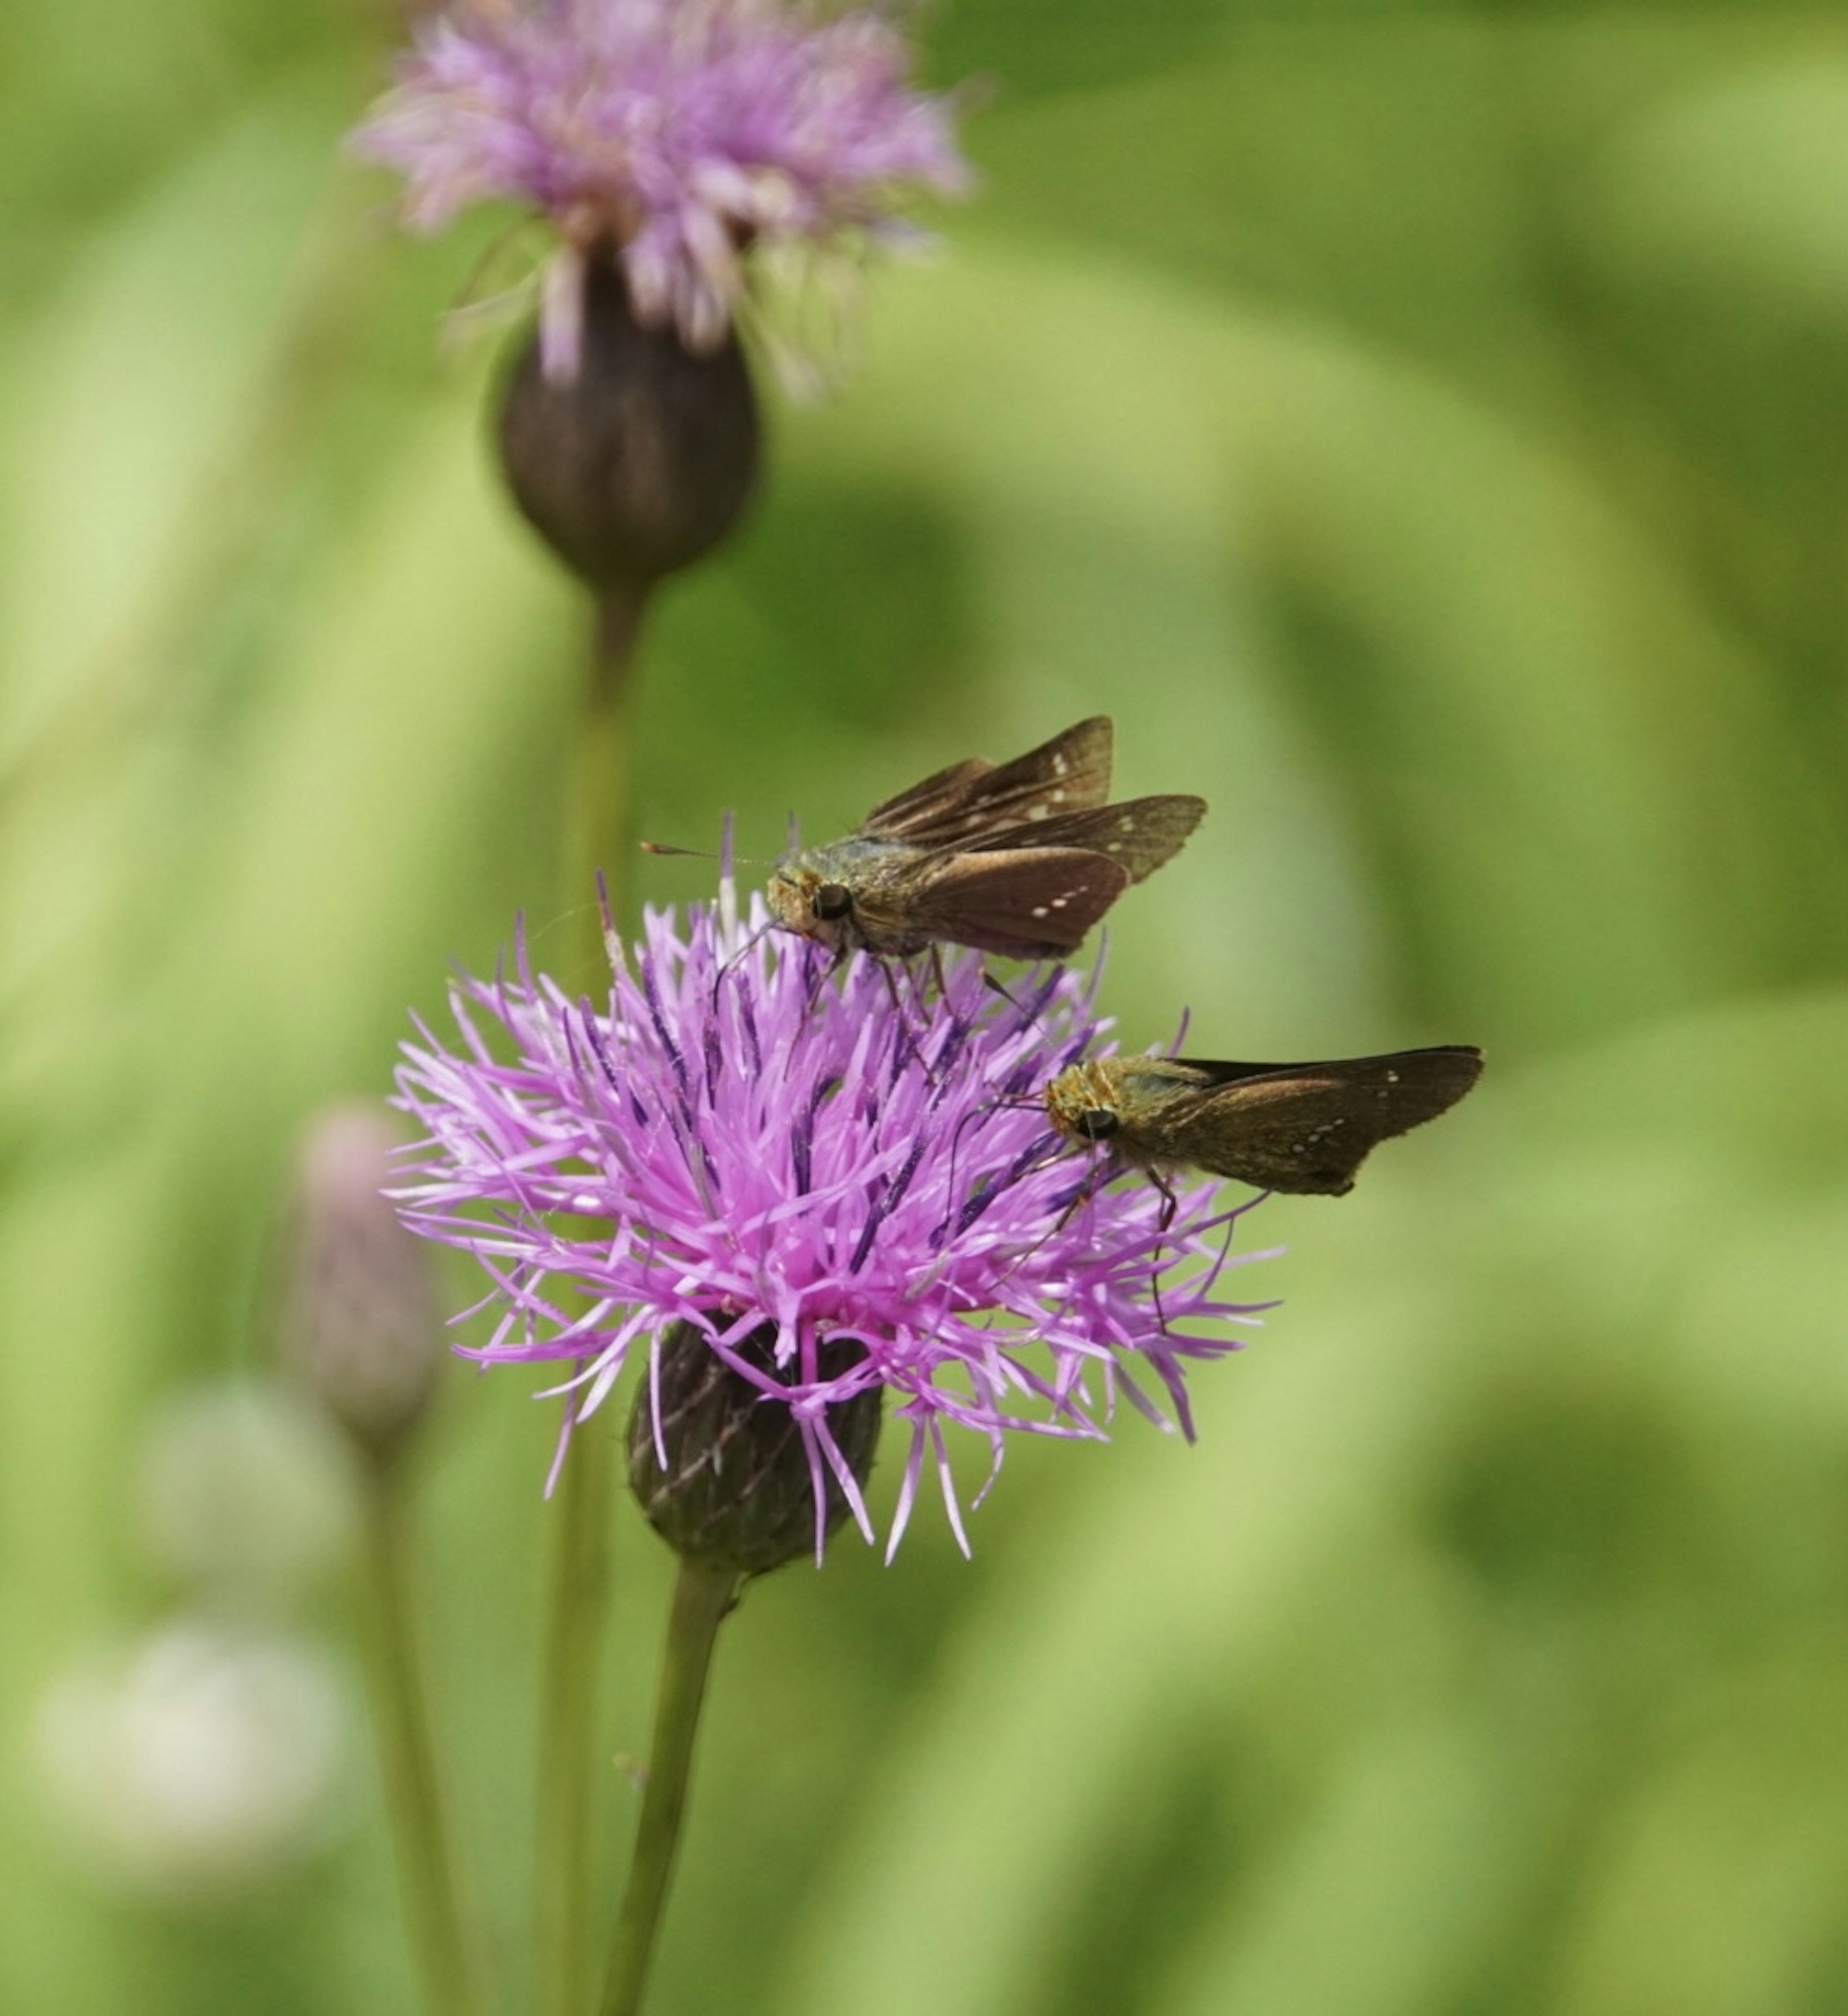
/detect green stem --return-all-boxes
[598,1561,740,2016]
[355,1459,486,2016]
[568,588,649,987]
[532,1409,613,2016]
[534,582,650,2016]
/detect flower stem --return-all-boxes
[570,587,649,983]
[535,582,650,2016]
[355,1458,486,2016]
[598,1560,741,2016]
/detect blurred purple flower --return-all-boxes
[352,0,970,377]
[393,879,1270,1557]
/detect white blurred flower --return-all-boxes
[137,1381,349,1605]
[33,1621,348,1900]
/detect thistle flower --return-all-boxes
[352,0,971,380]
[392,878,1271,1566]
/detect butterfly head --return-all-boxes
[1043,1060,1126,1149]
[767,859,857,949]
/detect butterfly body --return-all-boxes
[1044,1047,1485,1196]
[765,718,1205,962]
[767,835,1133,959]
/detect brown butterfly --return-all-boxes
[1043,1047,1485,1206]
[765,718,1206,961]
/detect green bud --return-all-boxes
[496,250,761,593]
[283,1103,438,1462]
[628,1322,883,1577]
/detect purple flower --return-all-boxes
[392,878,1272,1558]
[351,0,970,378]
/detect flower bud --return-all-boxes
[496,251,761,593]
[284,1103,439,1461]
[628,1321,883,1577]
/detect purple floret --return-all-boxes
[393,875,1272,1556]
[352,0,970,373]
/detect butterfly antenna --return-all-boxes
[639,840,776,865]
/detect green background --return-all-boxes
[6,2,1848,2011]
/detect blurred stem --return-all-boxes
[598,1560,740,2016]
[535,582,650,2016]
[355,1457,486,2016]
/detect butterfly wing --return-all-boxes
[856,758,995,839]
[858,718,1116,846]
[964,794,1206,884]
[856,847,1131,959]
[1125,1048,1484,1194]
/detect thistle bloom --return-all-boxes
[352,0,970,379]
[393,881,1271,1559]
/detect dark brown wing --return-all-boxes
[874,847,1131,959]
[965,794,1206,884]
[857,758,995,839]
[1129,1047,1483,1194]
[859,719,1116,847]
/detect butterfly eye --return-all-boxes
[812,884,853,922]
[1076,1109,1120,1142]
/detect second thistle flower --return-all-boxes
[354,0,968,591]
[353,0,971,379]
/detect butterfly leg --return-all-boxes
[1052,1150,1114,1234]
[874,957,938,1079]
[709,922,771,1015]
[803,944,851,1017]
[979,966,1026,1014]
[1143,1168,1182,1333]
[988,1148,1109,1297]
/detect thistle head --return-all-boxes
[393,876,1271,1561]
[351,0,971,381]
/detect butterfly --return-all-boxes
[1043,1046,1485,1207]
[764,718,1205,961]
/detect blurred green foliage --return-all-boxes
[5,3,1848,2013]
